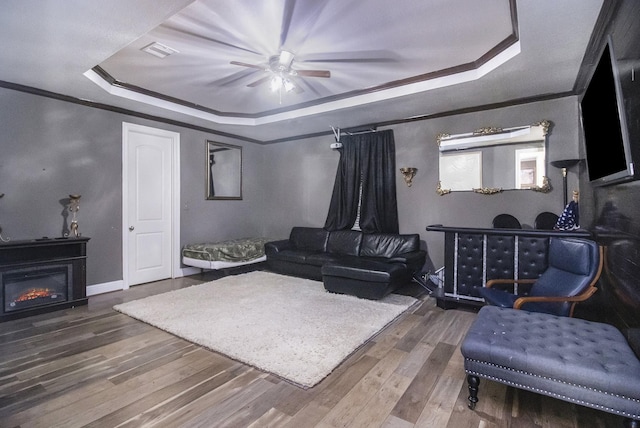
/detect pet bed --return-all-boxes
[182,237,272,270]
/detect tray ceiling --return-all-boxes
[0,0,605,143]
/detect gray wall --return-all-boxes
[259,97,581,269]
[0,88,267,286]
[0,87,581,285]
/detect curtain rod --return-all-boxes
[330,126,378,142]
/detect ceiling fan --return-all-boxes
[161,0,397,98]
[230,50,330,94]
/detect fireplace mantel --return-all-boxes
[0,237,89,322]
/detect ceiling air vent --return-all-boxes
[141,42,179,59]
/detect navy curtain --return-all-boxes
[324,129,399,233]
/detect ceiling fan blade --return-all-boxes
[296,78,327,97]
[177,12,264,55]
[286,80,304,94]
[230,61,266,70]
[301,50,399,64]
[247,75,272,88]
[161,24,262,56]
[209,69,259,87]
[279,0,296,48]
[279,0,331,49]
[296,70,331,78]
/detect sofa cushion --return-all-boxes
[327,230,363,256]
[322,259,408,283]
[305,252,343,267]
[289,227,329,252]
[360,233,420,258]
[270,249,316,264]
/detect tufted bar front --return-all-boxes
[461,306,640,425]
[426,225,592,309]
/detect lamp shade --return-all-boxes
[550,159,581,169]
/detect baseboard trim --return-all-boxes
[87,280,124,296]
[180,266,200,277]
[87,269,198,296]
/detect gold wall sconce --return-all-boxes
[400,167,417,187]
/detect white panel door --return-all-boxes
[125,125,174,286]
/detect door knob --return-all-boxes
[129,226,135,231]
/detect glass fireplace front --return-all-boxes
[2,264,73,313]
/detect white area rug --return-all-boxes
[113,271,418,388]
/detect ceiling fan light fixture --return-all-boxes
[270,75,283,92]
[283,78,295,92]
[278,50,295,68]
[270,74,296,93]
[230,50,328,97]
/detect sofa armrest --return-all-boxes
[265,239,292,256]
[388,250,426,272]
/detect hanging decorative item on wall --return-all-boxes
[206,141,242,200]
[436,181,451,196]
[472,186,502,195]
[436,120,552,195]
[399,167,417,187]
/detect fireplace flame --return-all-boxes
[16,288,57,302]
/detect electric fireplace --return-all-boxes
[3,264,73,313]
[0,237,89,322]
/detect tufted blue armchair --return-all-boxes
[477,237,603,317]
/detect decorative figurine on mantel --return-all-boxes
[555,190,580,230]
[67,194,81,237]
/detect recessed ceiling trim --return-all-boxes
[84,68,254,125]
[84,41,520,127]
[254,42,521,126]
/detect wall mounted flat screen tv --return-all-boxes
[581,37,635,186]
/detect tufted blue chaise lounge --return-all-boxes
[461,306,640,427]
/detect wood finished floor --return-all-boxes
[0,268,625,428]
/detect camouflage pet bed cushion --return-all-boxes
[182,237,272,263]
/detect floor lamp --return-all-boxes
[550,159,581,207]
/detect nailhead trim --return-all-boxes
[465,359,640,419]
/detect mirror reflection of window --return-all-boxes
[515,146,545,189]
[439,151,482,190]
[519,160,536,188]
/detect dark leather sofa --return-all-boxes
[265,227,426,299]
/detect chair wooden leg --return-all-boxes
[467,374,480,409]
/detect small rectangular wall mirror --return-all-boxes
[206,141,242,200]
[436,120,551,194]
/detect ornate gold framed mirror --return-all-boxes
[436,120,552,195]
